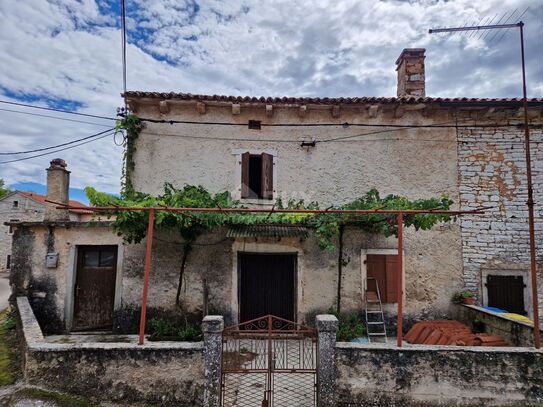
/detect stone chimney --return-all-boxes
[396,48,426,98]
[44,158,70,222]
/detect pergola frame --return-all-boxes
[50,202,538,348]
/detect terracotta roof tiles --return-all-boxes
[123,91,543,106]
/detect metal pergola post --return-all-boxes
[396,213,404,347]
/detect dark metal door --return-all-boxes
[221,315,318,407]
[73,245,118,330]
[486,275,526,314]
[239,253,296,323]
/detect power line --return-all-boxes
[120,0,128,108]
[138,116,532,129]
[0,107,113,128]
[0,130,115,164]
[0,128,116,155]
[0,100,116,121]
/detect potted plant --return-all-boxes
[452,290,475,305]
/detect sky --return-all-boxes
[0,0,542,196]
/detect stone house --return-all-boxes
[0,184,91,274]
[9,48,543,335]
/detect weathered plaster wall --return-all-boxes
[123,102,463,324]
[458,125,543,316]
[10,223,122,333]
[131,104,458,205]
[336,342,543,406]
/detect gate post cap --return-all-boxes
[316,314,339,332]
[202,315,224,333]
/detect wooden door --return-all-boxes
[239,253,296,322]
[73,246,118,330]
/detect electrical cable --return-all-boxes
[138,116,531,129]
[0,100,116,121]
[120,0,128,109]
[0,107,113,127]
[0,130,116,164]
[0,128,116,155]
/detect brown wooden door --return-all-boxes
[367,254,398,303]
[239,253,296,322]
[73,246,118,331]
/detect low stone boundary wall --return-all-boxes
[336,342,543,406]
[458,304,537,347]
[16,297,206,406]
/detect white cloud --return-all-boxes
[0,0,541,194]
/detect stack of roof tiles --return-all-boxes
[405,320,510,347]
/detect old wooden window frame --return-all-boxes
[232,149,277,202]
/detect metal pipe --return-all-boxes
[138,208,155,345]
[47,201,485,216]
[397,213,404,347]
[519,22,541,349]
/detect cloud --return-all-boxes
[0,0,541,194]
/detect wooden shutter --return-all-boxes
[367,255,387,301]
[261,153,274,200]
[241,152,250,198]
[366,254,399,303]
[385,255,399,303]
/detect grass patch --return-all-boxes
[0,309,16,385]
[17,388,101,407]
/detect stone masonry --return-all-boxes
[457,126,543,315]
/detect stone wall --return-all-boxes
[0,192,45,273]
[458,304,537,347]
[17,297,205,406]
[457,125,543,315]
[336,342,543,406]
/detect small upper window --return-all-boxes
[13,201,18,208]
[6,255,10,269]
[241,152,273,200]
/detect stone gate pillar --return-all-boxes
[316,314,338,407]
[203,315,224,407]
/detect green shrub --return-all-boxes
[148,318,201,341]
[328,308,366,342]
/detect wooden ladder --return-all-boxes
[365,277,387,343]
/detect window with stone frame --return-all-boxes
[241,152,274,200]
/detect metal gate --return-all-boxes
[221,315,318,407]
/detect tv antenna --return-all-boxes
[429,14,541,350]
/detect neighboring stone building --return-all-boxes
[9,49,543,335]
[0,182,91,273]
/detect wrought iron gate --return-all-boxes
[221,315,318,407]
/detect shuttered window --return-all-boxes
[366,254,399,303]
[241,152,273,199]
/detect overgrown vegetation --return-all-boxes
[86,184,454,251]
[0,310,16,385]
[0,178,11,200]
[329,308,367,342]
[148,318,201,341]
[116,113,143,196]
